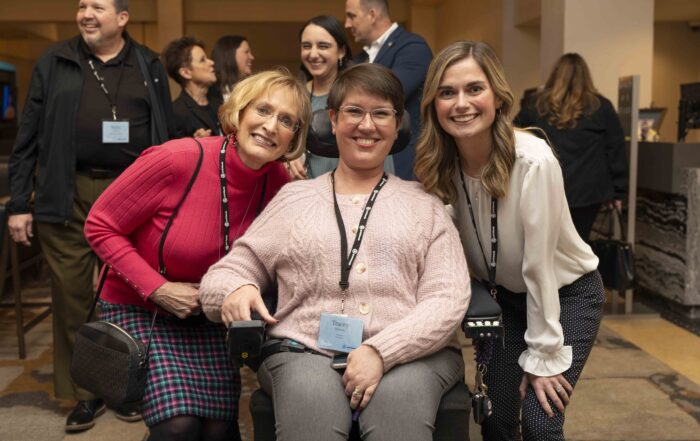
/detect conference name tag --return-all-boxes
[317,313,363,353]
[102,119,130,143]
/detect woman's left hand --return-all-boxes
[342,345,384,410]
[519,372,573,417]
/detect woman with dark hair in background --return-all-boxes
[287,15,352,179]
[515,53,628,241]
[415,41,604,440]
[211,35,255,103]
[163,36,222,138]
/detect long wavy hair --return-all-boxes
[535,53,600,129]
[415,41,515,203]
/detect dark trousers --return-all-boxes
[481,271,605,441]
[569,204,601,242]
[37,173,114,400]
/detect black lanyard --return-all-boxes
[219,136,268,253]
[87,56,126,120]
[330,170,387,298]
[458,168,498,297]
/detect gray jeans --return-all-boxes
[258,348,464,441]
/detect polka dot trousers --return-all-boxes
[481,271,605,441]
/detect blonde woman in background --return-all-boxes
[514,53,628,242]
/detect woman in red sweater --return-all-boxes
[84,69,310,441]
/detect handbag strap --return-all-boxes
[86,138,206,356]
[602,206,627,242]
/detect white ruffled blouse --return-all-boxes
[452,130,599,376]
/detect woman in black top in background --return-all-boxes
[515,53,628,241]
[163,37,223,138]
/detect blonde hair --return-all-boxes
[536,53,600,130]
[415,41,515,203]
[219,68,311,162]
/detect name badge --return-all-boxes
[102,119,129,143]
[317,313,363,353]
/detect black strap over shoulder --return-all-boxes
[86,138,206,356]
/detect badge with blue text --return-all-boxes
[102,119,130,143]
[317,313,363,353]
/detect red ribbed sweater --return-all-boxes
[85,135,290,310]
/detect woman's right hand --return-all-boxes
[221,284,278,325]
[150,282,201,319]
[286,157,307,180]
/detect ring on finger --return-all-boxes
[352,387,363,398]
[555,385,563,393]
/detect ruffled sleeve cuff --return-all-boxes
[518,345,572,376]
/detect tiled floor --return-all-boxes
[1,284,699,440]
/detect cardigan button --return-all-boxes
[356,263,367,274]
[351,196,361,204]
[359,303,370,315]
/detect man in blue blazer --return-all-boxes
[345,0,432,180]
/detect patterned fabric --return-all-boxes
[481,271,605,441]
[99,301,240,426]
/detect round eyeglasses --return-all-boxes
[338,105,397,126]
[253,104,300,133]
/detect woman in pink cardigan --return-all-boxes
[85,69,310,441]
[199,64,471,441]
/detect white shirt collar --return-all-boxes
[363,22,398,63]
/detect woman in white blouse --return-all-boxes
[415,40,604,440]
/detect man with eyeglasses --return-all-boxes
[345,0,432,180]
[7,0,174,432]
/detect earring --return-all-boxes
[338,58,344,69]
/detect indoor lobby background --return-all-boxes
[2,0,700,143]
[1,1,700,441]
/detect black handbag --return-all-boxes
[70,139,204,406]
[590,207,635,291]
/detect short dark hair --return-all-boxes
[299,15,353,81]
[162,36,205,87]
[211,35,248,92]
[112,0,128,12]
[327,63,404,120]
[361,0,389,16]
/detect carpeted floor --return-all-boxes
[1,276,699,441]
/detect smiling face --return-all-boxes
[76,0,128,51]
[301,24,346,84]
[236,87,300,170]
[434,57,501,149]
[181,45,216,87]
[331,88,398,174]
[235,40,255,77]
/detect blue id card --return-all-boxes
[102,119,129,143]
[317,313,363,353]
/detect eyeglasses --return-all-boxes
[253,104,300,133]
[338,105,397,126]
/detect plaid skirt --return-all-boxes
[99,301,240,426]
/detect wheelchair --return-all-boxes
[226,110,504,440]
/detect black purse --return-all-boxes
[590,207,635,291]
[462,279,502,425]
[70,139,204,406]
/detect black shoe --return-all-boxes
[114,401,143,422]
[65,399,106,433]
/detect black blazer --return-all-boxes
[172,89,223,138]
[515,95,628,207]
